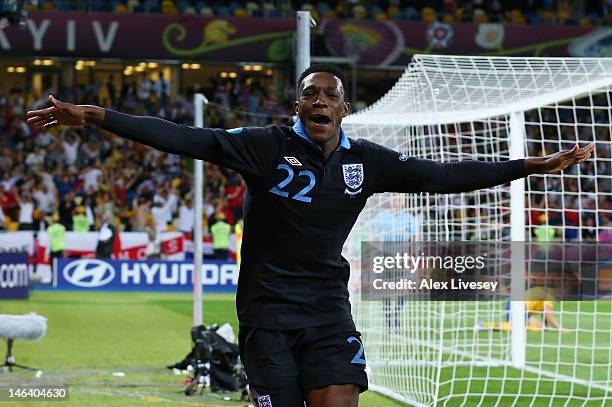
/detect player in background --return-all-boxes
[478,286,569,333]
[27,64,592,407]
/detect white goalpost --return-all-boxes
[343,55,612,406]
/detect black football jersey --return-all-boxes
[103,110,527,329]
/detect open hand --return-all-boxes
[26,95,87,128]
[528,143,595,174]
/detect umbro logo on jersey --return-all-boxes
[284,156,302,166]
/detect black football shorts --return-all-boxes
[238,319,368,407]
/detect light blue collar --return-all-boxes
[292,119,350,151]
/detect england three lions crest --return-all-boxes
[342,163,364,196]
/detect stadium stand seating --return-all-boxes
[20,0,602,25]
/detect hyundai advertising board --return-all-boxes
[55,259,238,292]
[0,253,29,299]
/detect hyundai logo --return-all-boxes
[63,260,115,288]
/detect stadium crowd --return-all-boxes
[523,102,612,242]
[1,69,611,243]
[25,0,612,26]
[0,73,296,246]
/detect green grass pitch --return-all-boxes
[436,300,611,406]
[0,291,404,407]
[360,300,611,406]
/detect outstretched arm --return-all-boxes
[26,96,280,179]
[414,143,593,194]
[366,140,594,195]
[27,96,214,159]
[410,158,526,194]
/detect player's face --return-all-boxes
[295,72,350,148]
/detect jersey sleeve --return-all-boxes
[363,140,527,195]
[101,109,279,179]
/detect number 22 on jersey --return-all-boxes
[269,164,316,203]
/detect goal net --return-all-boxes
[343,55,612,406]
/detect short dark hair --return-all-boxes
[297,64,347,98]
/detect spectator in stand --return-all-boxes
[151,185,178,233]
[138,73,154,111]
[16,189,35,231]
[6,115,31,147]
[1,173,12,191]
[106,75,117,107]
[225,174,245,222]
[58,191,76,229]
[7,87,24,115]
[178,197,194,234]
[72,205,89,232]
[210,211,231,260]
[96,212,117,259]
[45,138,66,169]
[155,71,170,106]
[582,216,597,240]
[145,225,161,259]
[534,214,555,242]
[205,164,227,201]
[54,170,76,201]
[25,145,45,168]
[82,195,96,229]
[95,191,115,223]
[235,219,243,268]
[151,200,167,234]
[0,147,13,171]
[121,81,138,112]
[33,183,55,217]
[62,130,80,167]
[35,128,54,148]
[47,213,66,262]
[81,138,101,165]
[132,196,151,232]
[215,198,235,226]
[203,192,216,229]
[0,185,18,221]
[80,162,103,194]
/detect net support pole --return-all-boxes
[296,10,311,85]
[193,93,207,327]
[509,111,526,369]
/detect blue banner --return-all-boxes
[0,253,29,299]
[55,259,238,292]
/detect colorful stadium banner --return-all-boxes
[36,231,185,260]
[0,11,294,62]
[0,11,609,64]
[0,253,29,299]
[0,232,237,284]
[54,258,238,292]
[319,21,607,64]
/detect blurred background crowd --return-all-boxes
[524,103,612,242]
[2,76,611,243]
[0,0,611,245]
[0,73,296,240]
